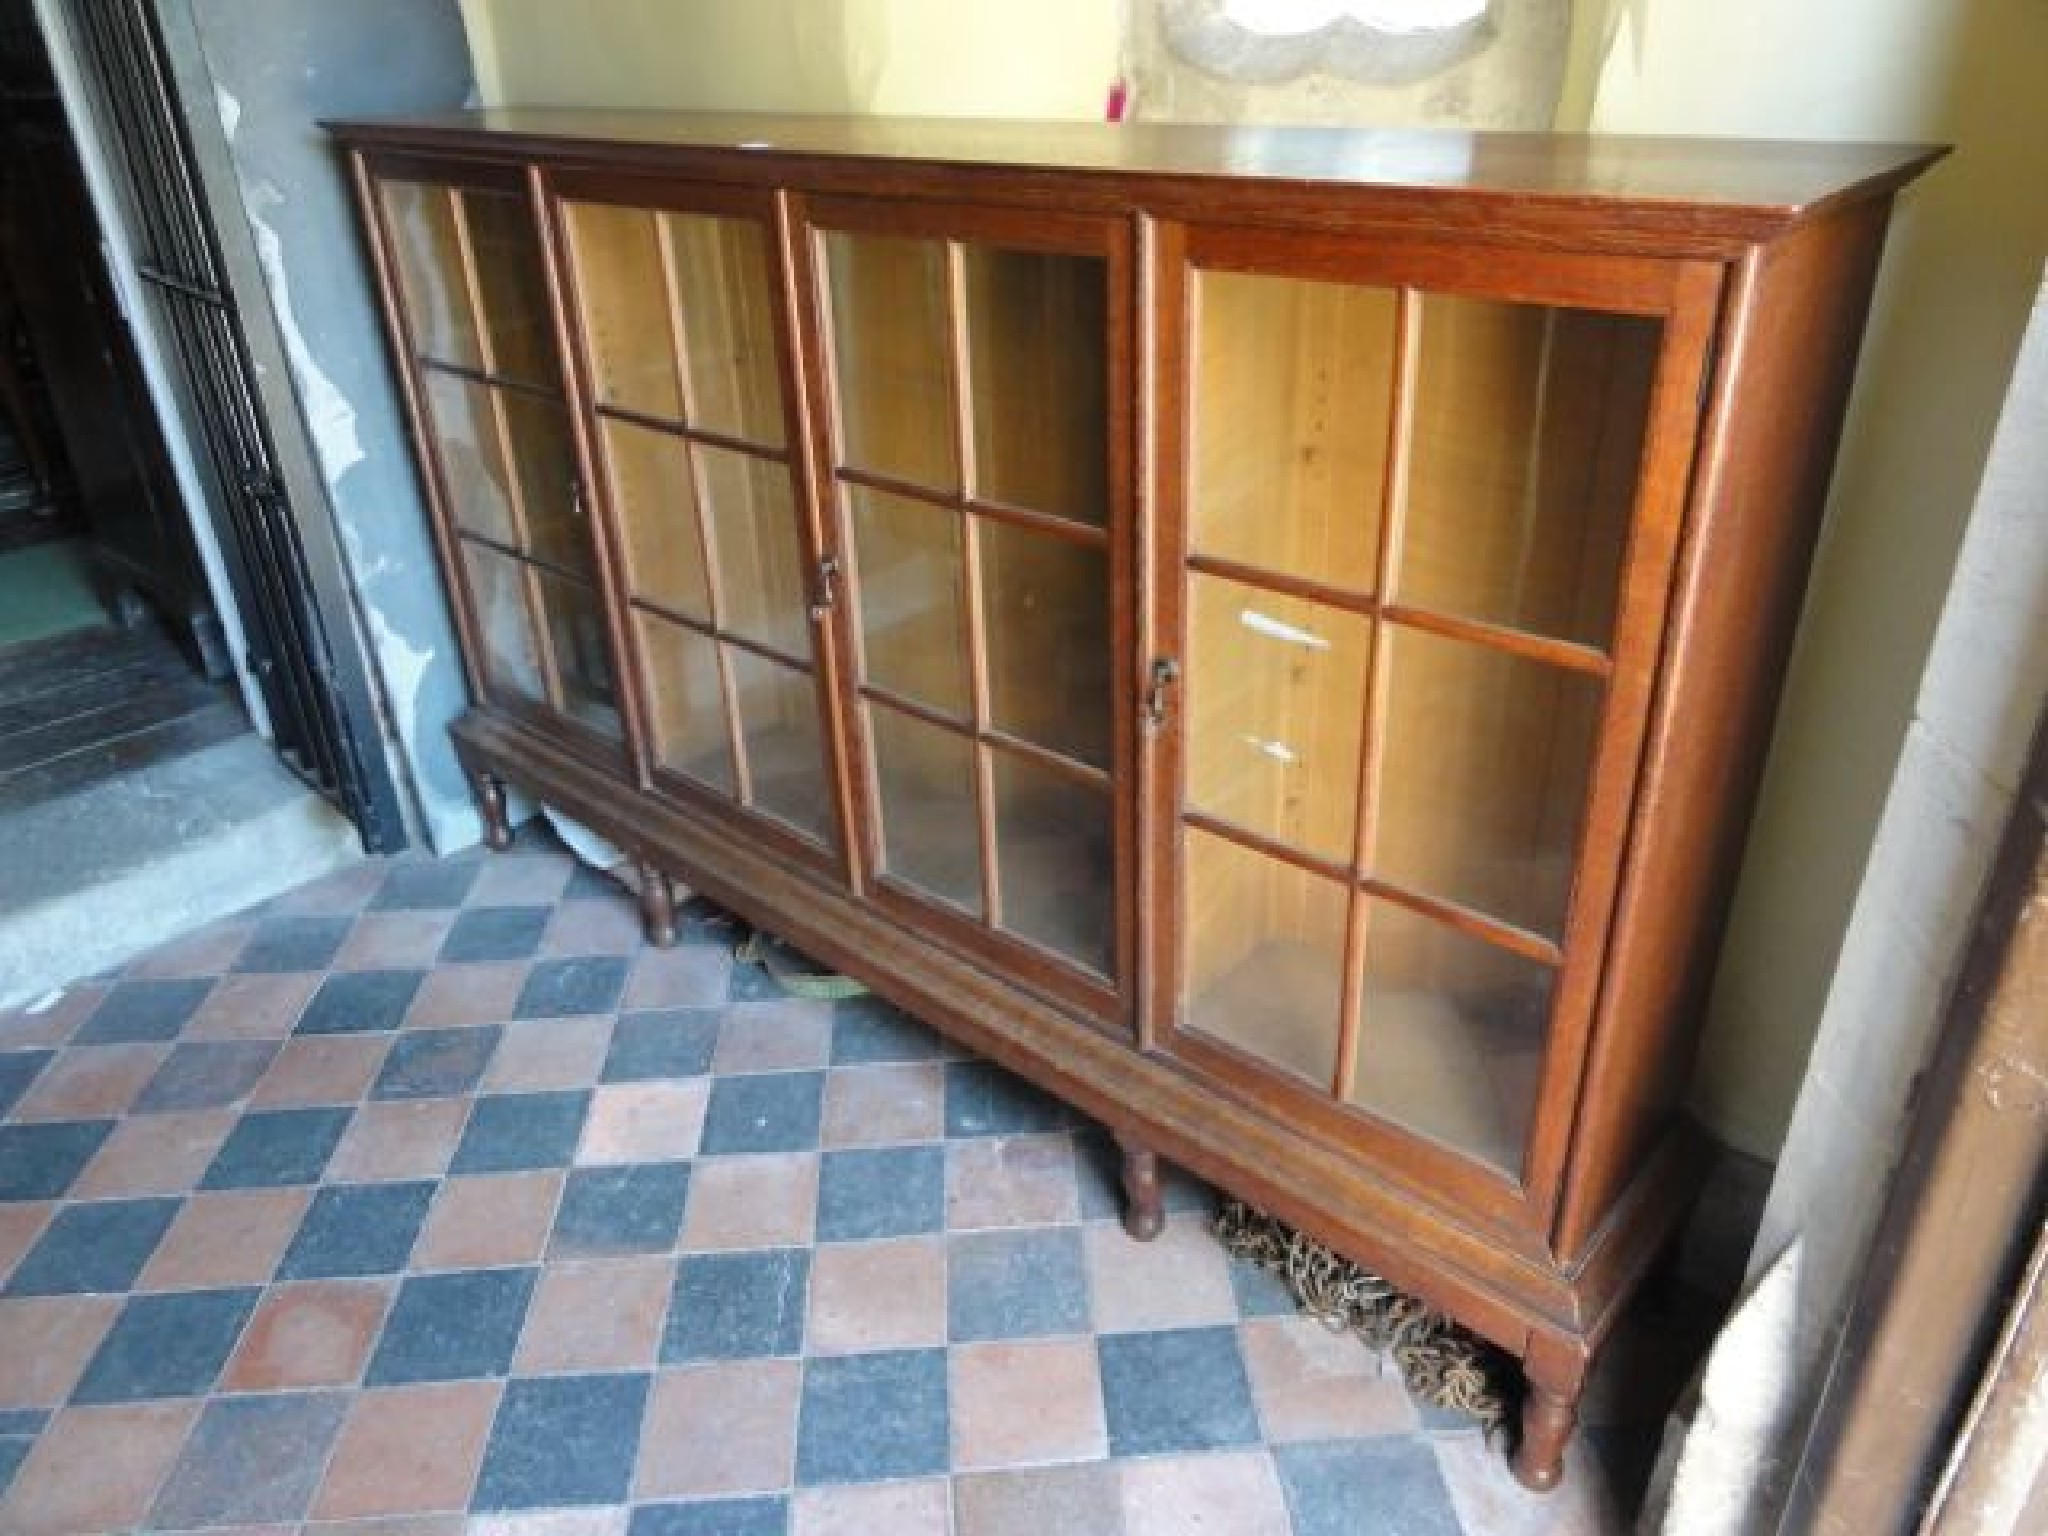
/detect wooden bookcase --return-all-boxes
[332,110,1939,1489]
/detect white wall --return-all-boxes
[462,0,1119,118]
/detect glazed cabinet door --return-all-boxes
[1154,228,1718,1225]
[362,157,624,752]
[804,199,1133,1025]
[547,175,842,868]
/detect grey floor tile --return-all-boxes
[1227,1255,1303,1318]
[0,1120,115,1200]
[1276,1438,1464,1536]
[440,906,552,964]
[945,1062,1076,1138]
[150,1390,348,1527]
[0,1050,53,1118]
[277,1179,436,1279]
[234,916,353,974]
[514,957,629,1019]
[200,1106,352,1189]
[74,979,213,1044]
[371,859,481,911]
[701,1072,824,1155]
[829,997,943,1065]
[948,1227,1090,1341]
[72,1287,262,1402]
[816,1145,944,1241]
[296,970,427,1035]
[630,1496,788,1536]
[1099,1326,1261,1455]
[133,1041,278,1114]
[551,1163,691,1258]
[662,1248,809,1362]
[4,1196,180,1295]
[795,1348,949,1485]
[451,1090,590,1173]
[366,1266,537,1384]
[0,1435,27,1502]
[602,1010,722,1083]
[473,1371,650,1510]
[373,1025,501,1100]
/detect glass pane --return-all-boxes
[848,487,968,718]
[1186,572,1370,865]
[1191,270,1392,594]
[963,246,1107,526]
[1182,827,1348,1088]
[563,202,681,419]
[462,190,555,387]
[1351,903,1554,1175]
[667,212,785,448]
[379,180,479,368]
[458,538,543,704]
[729,648,832,844]
[423,373,512,545]
[1401,297,1659,647]
[604,420,707,620]
[980,521,1110,770]
[869,704,981,915]
[993,751,1113,976]
[499,393,590,577]
[535,573,618,735]
[638,613,732,792]
[702,446,809,659]
[1374,627,1603,939]
[823,232,955,490]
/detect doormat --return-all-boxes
[1215,1198,1514,1436]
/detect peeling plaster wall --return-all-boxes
[183,0,479,851]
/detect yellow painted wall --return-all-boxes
[459,0,2048,1162]
[460,0,1118,118]
[1581,0,2048,1158]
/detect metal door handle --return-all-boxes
[810,554,841,622]
[1144,657,1180,735]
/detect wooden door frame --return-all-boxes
[1780,698,2048,1533]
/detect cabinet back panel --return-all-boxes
[665,213,786,449]
[1400,299,1658,651]
[562,202,682,418]
[380,180,482,371]
[1191,271,1391,595]
[963,246,1109,527]
[822,233,958,492]
[846,486,971,719]
[1373,629,1603,946]
[603,419,707,619]
[1186,572,1369,868]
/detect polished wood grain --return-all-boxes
[337,114,1941,1492]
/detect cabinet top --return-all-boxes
[330,109,1941,240]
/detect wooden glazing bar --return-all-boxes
[418,356,562,402]
[983,728,1114,791]
[947,239,1002,929]
[1333,286,1421,1102]
[858,679,975,739]
[1380,604,1613,679]
[1357,875,1566,969]
[1186,550,1615,679]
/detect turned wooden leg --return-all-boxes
[1511,1336,1588,1493]
[636,858,677,949]
[472,771,513,852]
[1115,1134,1165,1242]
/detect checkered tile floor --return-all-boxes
[0,832,1667,1534]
